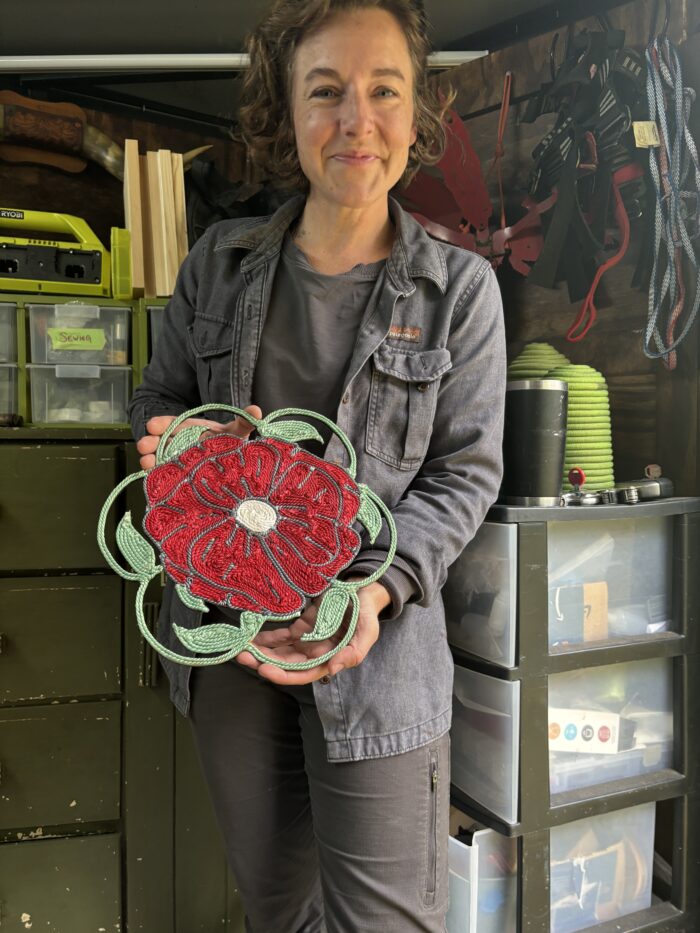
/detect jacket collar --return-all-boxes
[214,193,448,295]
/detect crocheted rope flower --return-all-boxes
[142,433,362,616]
[97,404,397,671]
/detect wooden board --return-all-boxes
[157,148,179,294]
[123,138,145,294]
[171,151,189,269]
[139,153,157,297]
[146,150,168,296]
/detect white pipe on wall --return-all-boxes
[0,51,488,72]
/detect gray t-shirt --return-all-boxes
[252,233,383,451]
[236,233,416,617]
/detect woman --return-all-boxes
[129,1,506,929]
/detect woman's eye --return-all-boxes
[310,87,340,99]
[375,87,398,98]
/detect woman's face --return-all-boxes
[290,7,418,211]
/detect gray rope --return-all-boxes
[643,36,700,363]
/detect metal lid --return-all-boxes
[506,379,569,391]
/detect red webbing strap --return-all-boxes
[566,162,643,342]
[487,72,513,230]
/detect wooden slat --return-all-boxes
[146,150,168,296]
[123,138,144,294]
[139,153,157,297]
[157,149,179,294]
[171,151,189,270]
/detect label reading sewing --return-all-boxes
[388,325,422,343]
[48,327,106,351]
[633,121,661,148]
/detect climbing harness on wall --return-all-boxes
[642,0,700,370]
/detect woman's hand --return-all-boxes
[236,579,391,685]
[136,405,263,470]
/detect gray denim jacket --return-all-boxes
[128,194,506,761]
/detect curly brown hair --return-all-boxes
[238,0,453,189]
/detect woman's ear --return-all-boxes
[410,124,418,146]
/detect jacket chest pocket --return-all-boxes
[186,313,236,405]
[366,345,452,471]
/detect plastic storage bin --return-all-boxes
[0,302,17,362]
[27,364,131,424]
[148,305,164,351]
[451,666,520,824]
[0,363,18,414]
[549,657,673,795]
[447,826,517,932]
[550,802,655,933]
[444,523,517,667]
[547,516,673,648]
[28,303,130,365]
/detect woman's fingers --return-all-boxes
[327,609,381,675]
[138,405,264,470]
[225,404,263,438]
[254,658,333,686]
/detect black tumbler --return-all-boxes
[501,379,568,506]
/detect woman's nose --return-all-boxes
[339,89,373,136]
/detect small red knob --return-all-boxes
[568,467,586,489]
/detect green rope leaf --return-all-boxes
[173,622,256,655]
[239,611,267,637]
[116,511,159,578]
[301,585,351,642]
[356,485,382,544]
[175,584,210,613]
[258,419,323,445]
[161,424,211,463]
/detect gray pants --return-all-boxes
[189,662,450,933]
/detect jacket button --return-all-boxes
[320,675,331,685]
[416,382,429,392]
[341,392,350,404]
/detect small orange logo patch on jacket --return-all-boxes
[388,325,421,343]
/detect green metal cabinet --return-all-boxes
[0,575,121,703]
[0,833,122,932]
[0,430,244,932]
[0,443,119,570]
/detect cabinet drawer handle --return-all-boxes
[0,633,4,654]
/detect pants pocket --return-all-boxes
[424,747,440,907]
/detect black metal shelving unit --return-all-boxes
[447,499,700,932]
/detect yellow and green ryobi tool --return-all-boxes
[0,208,111,297]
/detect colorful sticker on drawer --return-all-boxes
[548,708,636,754]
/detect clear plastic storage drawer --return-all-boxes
[28,303,130,365]
[549,657,673,795]
[550,802,655,933]
[0,363,18,414]
[28,364,131,424]
[148,304,164,352]
[0,302,17,362]
[444,523,517,667]
[451,666,520,824]
[548,516,673,648]
[447,825,517,932]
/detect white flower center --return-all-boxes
[235,499,277,534]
